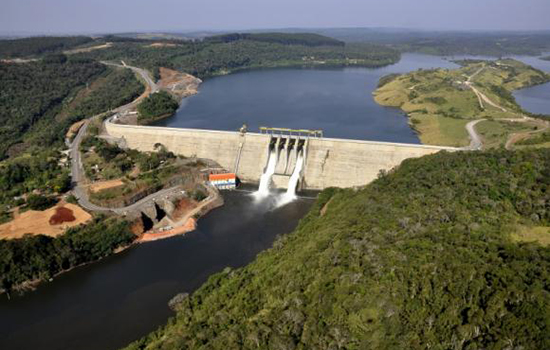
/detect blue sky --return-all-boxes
[2,0,550,34]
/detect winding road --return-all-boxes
[69,61,181,214]
[462,64,548,150]
[464,119,485,150]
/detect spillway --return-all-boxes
[278,151,304,206]
[255,148,278,197]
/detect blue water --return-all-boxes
[155,53,459,144]
[5,52,539,350]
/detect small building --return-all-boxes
[209,173,237,190]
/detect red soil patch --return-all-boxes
[49,207,76,225]
[139,218,197,242]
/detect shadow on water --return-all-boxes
[0,189,314,350]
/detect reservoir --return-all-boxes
[155,53,459,143]
[509,54,550,115]
[513,82,550,115]
[0,53,491,350]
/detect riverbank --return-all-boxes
[0,184,223,297]
[0,191,314,350]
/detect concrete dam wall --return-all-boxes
[105,121,457,190]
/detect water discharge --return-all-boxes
[255,148,278,198]
[278,151,304,207]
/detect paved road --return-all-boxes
[103,61,158,94]
[69,62,174,214]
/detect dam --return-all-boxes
[105,119,457,190]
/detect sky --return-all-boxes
[2,0,550,35]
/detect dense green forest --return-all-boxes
[70,67,145,119]
[205,33,345,47]
[0,57,106,159]
[0,216,136,293]
[137,91,180,124]
[125,148,549,350]
[308,28,550,56]
[72,35,401,79]
[0,36,93,58]
[0,149,70,207]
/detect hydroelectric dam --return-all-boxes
[105,120,457,191]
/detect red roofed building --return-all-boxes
[208,173,237,190]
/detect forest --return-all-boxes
[0,149,70,209]
[137,91,180,124]
[125,148,549,350]
[0,216,136,293]
[70,67,145,119]
[312,28,550,56]
[0,36,94,58]
[0,56,106,159]
[205,33,345,47]
[71,36,401,79]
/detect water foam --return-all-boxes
[254,148,278,198]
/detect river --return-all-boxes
[0,190,313,350]
[0,52,546,350]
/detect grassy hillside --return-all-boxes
[125,148,549,350]
[374,59,550,147]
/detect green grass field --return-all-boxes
[475,120,535,149]
[374,59,550,147]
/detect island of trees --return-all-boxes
[137,91,180,124]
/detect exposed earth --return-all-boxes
[157,67,201,100]
[0,203,92,239]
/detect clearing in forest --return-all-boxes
[0,203,92,240]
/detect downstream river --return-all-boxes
[1,53,548,350]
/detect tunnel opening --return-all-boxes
[141,212,154,232]
[269,137,277,150]
[278,138,287,150]
[154,202,166,222]
[287,138,296,151]
[297,139,306,152]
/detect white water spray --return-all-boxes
[278,152,304,206]
[255,148,278,197]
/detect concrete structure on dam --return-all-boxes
[105,120,457,190]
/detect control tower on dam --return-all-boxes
[105,120,457,190]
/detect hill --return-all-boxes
[0,36,94,58]
[125,148,550,350]
[70,33,401,79]
[205,33,345,47]
[310,28,550,56]
[374,59,550,147]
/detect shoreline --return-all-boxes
[0,186,223,298]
